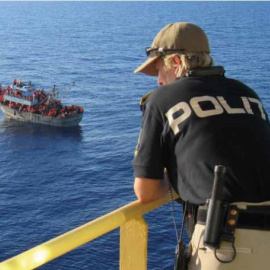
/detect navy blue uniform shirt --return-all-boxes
[133,67,270,205]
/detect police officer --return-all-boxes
[133,22,270,270]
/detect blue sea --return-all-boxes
[0,1,269,269]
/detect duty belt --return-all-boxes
[197,205,270,231]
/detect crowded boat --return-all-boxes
[0,79,84,127]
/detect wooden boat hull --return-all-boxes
[0,104,83,127]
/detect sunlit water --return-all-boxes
[0,2,269,269]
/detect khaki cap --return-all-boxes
[134,22,210,76]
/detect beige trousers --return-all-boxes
[189,202,270,270]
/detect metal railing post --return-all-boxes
[120,216,148,270]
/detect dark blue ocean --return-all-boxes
[0,2,269,269]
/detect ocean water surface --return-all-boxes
[0,2,269,269]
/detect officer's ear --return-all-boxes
[172,54,182,74]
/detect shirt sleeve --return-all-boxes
[132,104,165,179]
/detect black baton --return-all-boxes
[204,165,227,247]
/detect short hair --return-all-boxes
[163,53,214,77]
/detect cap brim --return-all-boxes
[134,56,159,76]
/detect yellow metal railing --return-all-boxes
[0,192,179,270]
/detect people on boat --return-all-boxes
[132,22,270,270]
[0,81,84,118]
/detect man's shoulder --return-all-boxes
[140,91,153,108]
[222,77,259,97]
